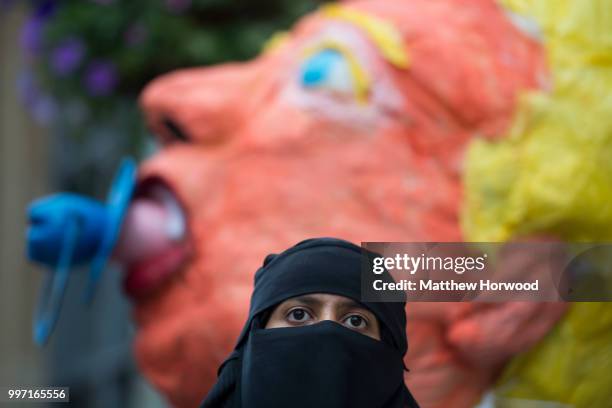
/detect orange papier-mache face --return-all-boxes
[113,0,549,406]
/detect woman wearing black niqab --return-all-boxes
[201,238,420,408]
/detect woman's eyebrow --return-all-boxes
[287,295,371,314]
[335,298,369,312]
[288,295,323,307]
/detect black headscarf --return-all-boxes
[201,238,419,408]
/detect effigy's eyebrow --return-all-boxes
[320,4,410,70]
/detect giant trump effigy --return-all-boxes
[26,0,612,407]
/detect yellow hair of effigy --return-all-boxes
[463,0,612,242]
[462,1,612,406]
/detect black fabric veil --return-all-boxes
[201,238,419,408]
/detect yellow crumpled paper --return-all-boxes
[463,0,612,406]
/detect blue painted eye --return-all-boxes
[300,48,356,96]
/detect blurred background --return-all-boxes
[0,0,326,406]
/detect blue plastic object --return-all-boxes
[26,158,137,346]
[301,49,344,88]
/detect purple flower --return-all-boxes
[51,38,86,76]
[21,16,44,55]
[20,2,57,56]
[165,0,191,14]
[84,60,118,96]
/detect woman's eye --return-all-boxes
[344,315,367,329]
[287,308,312,323]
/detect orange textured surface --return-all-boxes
[130,0,564,406]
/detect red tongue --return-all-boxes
[114,198,172,264]
[123,245,189,298]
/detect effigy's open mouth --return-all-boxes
[114,177,191,299]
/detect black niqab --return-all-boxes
[201,238,419,408]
